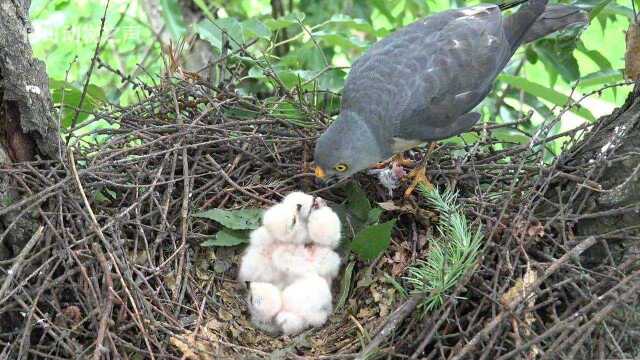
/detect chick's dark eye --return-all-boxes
[334,163,348,172]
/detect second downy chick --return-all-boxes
[262,202,308,244]
[275,274,333,335]
[271,244,341,285]
[238,227,286,287]
[307,206,341,249]
[282,192,314,219]
[248,282,282,335]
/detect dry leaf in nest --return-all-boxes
[503,266,541,359]
[485,215,510,241]
[54,305,82,327]
[217,308,234,322]
[526,221,545,238]
[195,249,217,280]
[390,246,411,276]
[378,287,396,317]
[163,272,177,292]
[356,306,376,319]
[500,266,538,308]
[513,218,545,239]
[170,320,221,360]
[377,201,434,220]
[625,22,640,81]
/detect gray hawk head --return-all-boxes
[314,111,390,182]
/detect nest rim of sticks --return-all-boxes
[1,74,639,359]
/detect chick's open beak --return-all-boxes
[314,166,326,179]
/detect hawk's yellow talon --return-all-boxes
[370,153,415,169]
[403,165,432,198]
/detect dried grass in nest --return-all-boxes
[1,75,639,359]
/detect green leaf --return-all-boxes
[533,36,580,83]
[350,220,396,261]
[498,75,596,122]
[503,88,554,120]
[597,2,635,20]
[95,189,116,204]
[578,69,623,88]
[370,0,396,24]
[191,0,216,20]
[86,84,107,106]
[335,261,355,310]
[345,182,371,221]
[384,272,408,298]
[263,12,305,30]
[195,17,244,50]
[54,0,71,10]
[193,208,263,230]
[576,41,612,70]
[327,14,375,33]
[269,100,313,127]
[367,208,384,225]
[49,79,100,128]
[312,30,367,49]
[492,128,530,145]
[273,69,314,88]
[525,46,538,64]
[589,0,615,20]
[242,18,271,40]
[201,228,250,247]
[158,0,187,40]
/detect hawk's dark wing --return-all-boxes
[340,4,525,142]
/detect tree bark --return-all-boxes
[548,83,640,265]
[0,0,60,258]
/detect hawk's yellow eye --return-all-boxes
[334,163,348,172]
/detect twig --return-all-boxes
[449,236,598,360]
[65,0,111,143]
[0,226,44,302]
[92,243,114,360]
[356,294,424,360]
[206,154,276,205]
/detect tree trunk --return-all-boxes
[557,84,640,265]
[0,0,60,258]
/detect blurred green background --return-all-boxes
[29,0,636,156]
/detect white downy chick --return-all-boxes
[262,202,307,244]
[308,246,341,283]
[282,191,328,223]
[248,282,283,335]
[275,274,333,335]
[307,206,341,249]
[282,191,315,218]
[271,244,341,284]
[238,227,284,286]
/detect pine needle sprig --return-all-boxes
[405,184,484,312]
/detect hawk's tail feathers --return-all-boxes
[521,5,589,44]
[498,0,530,11]
[502,0,550,52]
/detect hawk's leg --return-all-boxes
[371,153,415,169]
[403,143,436,197]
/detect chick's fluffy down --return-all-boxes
[238,227,284,286]
[262,202,307,244]
[307,206,341,248]
[276,275,332,335]
[282,191,315,218]
[271,244,341,282]
[248,282,282,335]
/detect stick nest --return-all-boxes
[1,76,639,359]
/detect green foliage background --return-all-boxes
[29,0,636,155]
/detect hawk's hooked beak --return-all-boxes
[314,166,326,179]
